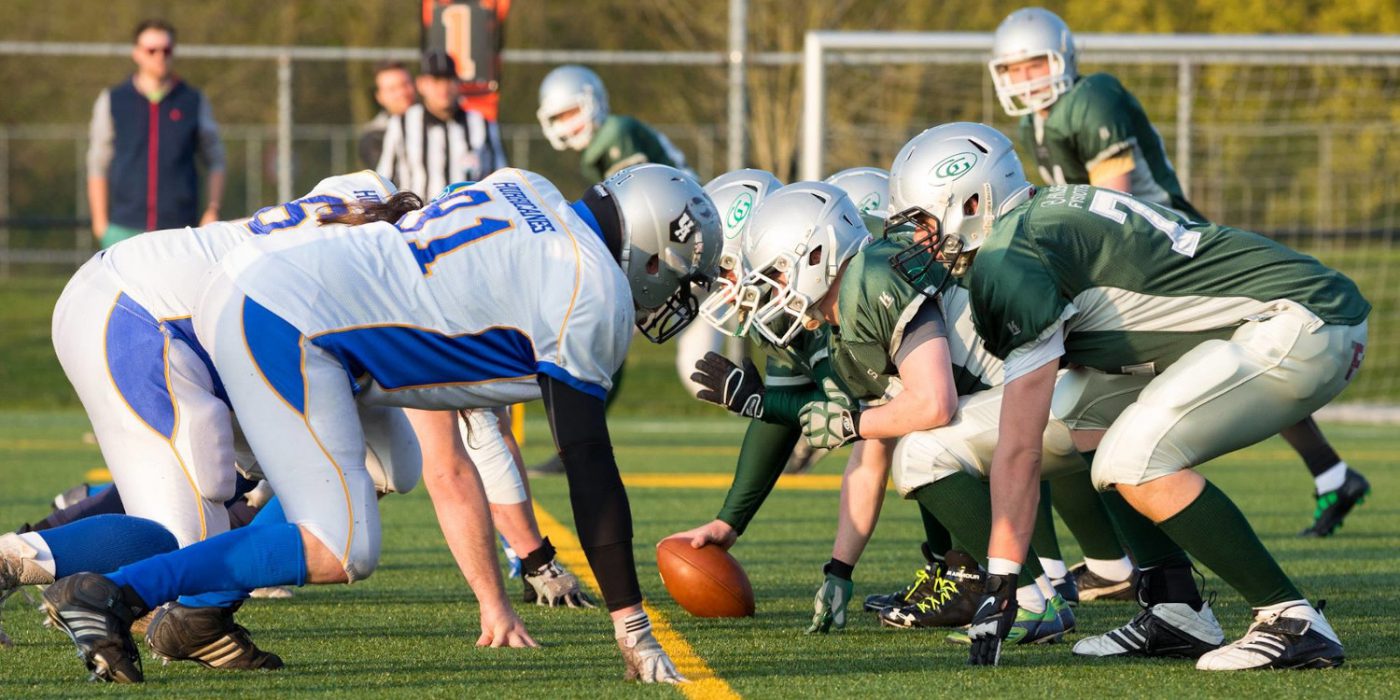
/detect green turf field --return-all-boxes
[0,411,1394,698]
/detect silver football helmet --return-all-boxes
[824,167,890,219]
[988,8,1077,117]
[596,164,721,343]
[698,169,783,331]
[736,182,870,348]
[538,65,610,151]
[886,122,1033,288]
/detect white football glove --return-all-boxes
[615,611,685,683]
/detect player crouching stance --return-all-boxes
[42,164,720,684]
[887,123,1366,669]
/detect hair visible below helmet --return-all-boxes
[596,164,721,343]
[736,182,871,348]
[697,169,784,331]
[824,167,891,220]
[537,65,610,151]
[988,7,1077,116]
[886,122,1033,290]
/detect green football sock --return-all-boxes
[1049,469,1128,560]
[1157,481,1304,607]
[1100,489,1190,569]
[1031,481,1063,561]
[911,472,1045,587]
[917,502,953,560]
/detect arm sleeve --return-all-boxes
[715,419,803,534]
[892,297,948,366]
[196,93,226,172]
[87,89,114,178]
[537,374,642,611]
[758,356,836,426]
[1074,80,1140,174]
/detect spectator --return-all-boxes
[87,19,225,249]
[358,61,417,169]
[376,51,506,198]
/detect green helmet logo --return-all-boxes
[858,193,881,214]
[725,191,755,238]
[934,152,979,180]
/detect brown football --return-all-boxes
[655,536,755,618]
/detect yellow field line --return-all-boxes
[531,503,741,700]
[622,473,843,491]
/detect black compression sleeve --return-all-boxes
[537,374,642,611]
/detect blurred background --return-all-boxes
[1,0,1397,418]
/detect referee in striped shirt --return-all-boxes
[377,51,507,198]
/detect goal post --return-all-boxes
[801,31,1400,409]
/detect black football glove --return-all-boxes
[692,351,765,418]
[968,573,1018,666]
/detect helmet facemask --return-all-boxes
[737,245,830,349]
[538,89,601,151]
[636,274,704,343]
[989,51,1073,116]
[698,250,745,331]
[888,187,987,296]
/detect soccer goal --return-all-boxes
[802,31,1400,414]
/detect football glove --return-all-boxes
[799,378,861,449]
[615,611,685,683]
[692,352,765,418]
[967,573,1018,666]
[807,568,853,634]
[523,559,594,608]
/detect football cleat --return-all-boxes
[783,441,830,475]
[863,543,943,612]
[1,533,56,591]
[249,586,294,599]
[146,602,284,671]
[1050,592,1076,634]
[1053,574,1079,607]
[1197,602,1344,670]
[51,484,91,512]
[945,603,1065,646]
[1299,469,1370,537]
[1073,600,1224,659]
[878,550,984,628]
[1070,561,1137,602]
[527,455,566,477]
[42,573,145,683]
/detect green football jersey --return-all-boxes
[829,238,1000,401]
[760,325,830,390]
[1019,73,1205,221]
[580,114,691,182]
[968,185,1371,374]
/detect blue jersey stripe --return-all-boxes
[310,324,538,394]
[536,361,608,401]
[242,298,308,414]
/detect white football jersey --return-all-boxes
[100,170,395,320]
[219,168,634,409]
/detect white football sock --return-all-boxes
[1034,574,1058,601]
[1084,556,1135,581]
[1016,582,1046,613]
[1314,462,1347,494]
[1039,558,1068,580]
[17,531,56,577]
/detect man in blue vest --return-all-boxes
[87,19,226,249]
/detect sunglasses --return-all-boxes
[141,46,173,56]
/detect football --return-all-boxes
[655,537,755,618]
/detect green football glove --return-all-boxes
[807,569,853,634]
[799,378,861,449]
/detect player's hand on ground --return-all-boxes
[670,520,738,550]
[692,352,765,418]
[807,569,853,634]
[524,559,594,608]
[967,573,1017,666]
[616,613,686,683]
[799,378,861,449]
[476,607,538,648]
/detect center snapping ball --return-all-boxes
[656,537,755,618]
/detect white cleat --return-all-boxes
[0,533,56,590]
[1073,600,1224,659]
[250,586,294,599]
[1196,602,1344,671]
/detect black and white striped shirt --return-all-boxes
[375,103,507,198]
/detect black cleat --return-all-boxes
[42,573,145,683]
[527,455,566,477]
[1197,602,1344,670]
[862,543,941,612]
[1299,469,1370,537]
[1054,574,1079,607]
[1073,600,1225,659]
[1070,561,1137,602]
[878,550,984,629]
[146,602,284,671]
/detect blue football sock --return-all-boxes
[108,522,306,609]
[177,496,290,609]
[39,515,179,578]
